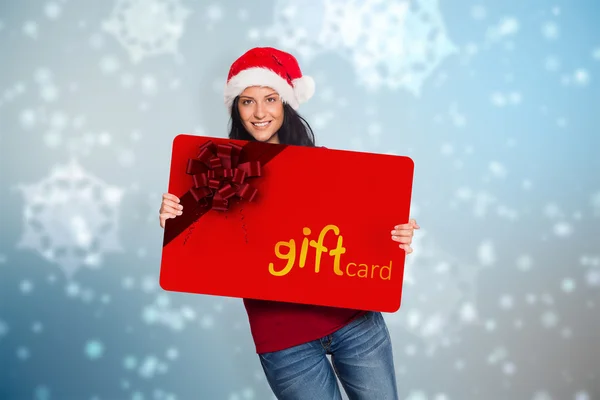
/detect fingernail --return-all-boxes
[179,205,183,210]
[177,211,182,215]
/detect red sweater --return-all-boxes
[243,298,368,354]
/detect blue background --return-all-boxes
[1,0,599,399]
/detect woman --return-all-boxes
[159,47,419,399]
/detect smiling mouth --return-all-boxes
[252,121,271,128]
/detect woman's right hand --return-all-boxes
[159,193,183,228]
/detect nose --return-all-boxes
[254,102,266,119]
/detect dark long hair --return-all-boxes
[228,96,316,147]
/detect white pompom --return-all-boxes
[293,76,315,103]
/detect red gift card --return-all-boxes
[159,134,414,312]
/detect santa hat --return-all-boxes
[224,47,315,112]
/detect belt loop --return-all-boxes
[320,335,333,351]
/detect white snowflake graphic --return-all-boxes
[18,68,129,158]
[103,0,191,63]
[17,160,124,278]
[264,0,457,95]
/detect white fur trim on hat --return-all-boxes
[224,67,315,112]
[293,76,315,103]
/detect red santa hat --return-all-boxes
[224,47,315,112]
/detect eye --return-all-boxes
[241,99,253,105]
[267,97,277,102]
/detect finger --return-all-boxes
[162,193,180,203]
[159,205,180,215]
[163,199,183,211]
[160,212,178,221]
[160,210,178,218]
[159,213,176,228]
[395,220,420,230]
[162,206,182,216]
[392,236,412,244]
[410,219,420,229]
[400,244,413,254]
[159,214,169,229]
[394,223,412,230]
[391,229,414,237]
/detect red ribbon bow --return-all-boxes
[185,140,261,211]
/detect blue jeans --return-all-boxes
[258,311,398,399]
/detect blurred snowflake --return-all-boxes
[85,339,105,360]
[142,293,197,331]
[137,355,169,379]
[573,69,591,86]
[485,16,519,44]
[123,352,173,391]
[103,0,191,63]
[532,391,553,400]
[32,321,43,334]
[20,279,34,294]
[470,5,487,21]
[33,385,51,400]
[453,187,519,221]
[18,68,130,158]
[404,390,428,400]
[17,159,124,278]
[544,55,561,72]
[490,91,522,107]
[384,230,483,348]
[486,346,518,378]
[265,0,457,95]
[575,391,591,400]
[23,21,39,39]
[541,21,559,40]
[581,254,600,288]
[44,2,61,20]
[228,387,256,400]
[17,346,31,360]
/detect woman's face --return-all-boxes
[237,86,284,144]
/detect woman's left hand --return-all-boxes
[391,218,420,254]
